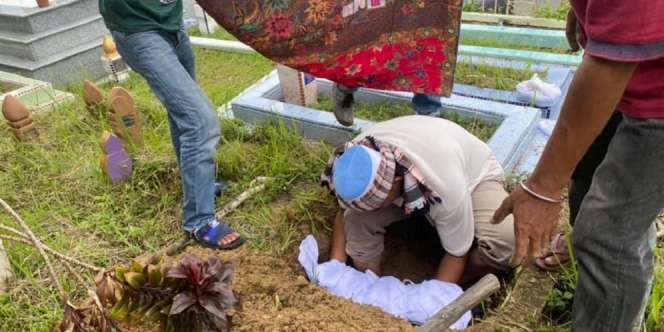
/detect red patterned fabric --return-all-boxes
[197,0,462,96]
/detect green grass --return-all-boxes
[541,230,664,331]
[311,96,497,142]
[188,26,236,41]
[461,37,576,55]
[0,48,284,331]
[0,82,21,94]
[534,0,571,21]
[456,61,542,91]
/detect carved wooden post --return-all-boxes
[36,0,49,8]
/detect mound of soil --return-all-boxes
[186,246,414,332]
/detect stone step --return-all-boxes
[0,0,100,35]
[0,15,106,61]
[0,38,105,87]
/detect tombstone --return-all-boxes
[83,80,104,113]
[100,131,133,184]
[2,94,38,141]
[0,0,108,87]
[276,65,318,107]
[107,87,143,146]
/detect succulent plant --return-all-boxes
[164,254,237,332]
[58,254,237,332]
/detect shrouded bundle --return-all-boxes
[197,0,462,96]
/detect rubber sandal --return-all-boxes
[535,233,571,271]
[193,220,245,251]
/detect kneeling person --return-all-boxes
[322,115,515,285]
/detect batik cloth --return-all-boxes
[321,136,441,214]
[197,0,462,96]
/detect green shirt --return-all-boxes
[99,0,183,34]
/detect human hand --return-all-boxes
[490,183,561,266]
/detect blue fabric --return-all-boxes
[112,29,221,232]
[333,146,376,201]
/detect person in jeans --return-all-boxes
[99,0,244,250]
[491,1,664,330]
[322,116,515,285]
[333,84,442,126]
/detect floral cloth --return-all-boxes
[197,0,463,96]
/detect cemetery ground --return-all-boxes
[1,46,663,331]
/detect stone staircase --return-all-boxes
[0,0,107,87]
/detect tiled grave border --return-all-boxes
[231,71,540,172]
[453,57,575,119]
[0,71,73,112]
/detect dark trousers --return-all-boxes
[569,112,623,224]
[571,114,662,331]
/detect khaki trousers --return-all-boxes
[344,180,515,271]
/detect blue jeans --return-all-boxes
[112,29,221,233]
[411,94,442,115]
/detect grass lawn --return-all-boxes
[0,82,21,94]
[460,37,576,55]
[0,48,280,331]
[456,61,542,91]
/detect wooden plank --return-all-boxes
[417,274,501,332]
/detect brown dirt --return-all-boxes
[185,246,415,332]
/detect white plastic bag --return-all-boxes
[516,73,562,107]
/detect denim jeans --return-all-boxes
[572,115,662,331]
[411,94,443,115]
[111,29,221,232]
[569,112,623,224]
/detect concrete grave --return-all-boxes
[453,57,575,119]
[0,0,108,87]
[460,23,569,50]
[230,71,540,172]
[0,71,73,113]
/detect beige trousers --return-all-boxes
[344,180,515,271]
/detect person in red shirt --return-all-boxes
[491,1,664,330]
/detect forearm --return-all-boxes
[329,210,348,262]
[435,253,469,284]
[529,55,637,196]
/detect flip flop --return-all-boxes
[100,131,133,184]
[535,233,571,271]
[83,80,104,113]
[193,220,245,251]
[108,94,143,146]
